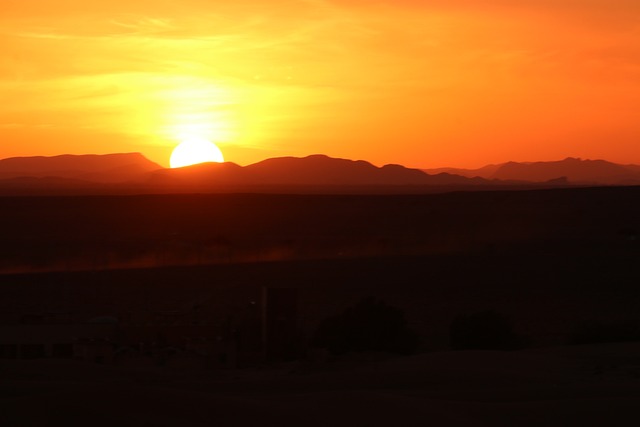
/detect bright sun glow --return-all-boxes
[170,138,225,168]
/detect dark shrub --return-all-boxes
[568,319,640,345]
[450,310,522,351]
[312,297,419,355]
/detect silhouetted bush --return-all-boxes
[568,319,640,345]
[450,310,522,351]
[312,297,419,355]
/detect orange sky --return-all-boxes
[1,0,639,168]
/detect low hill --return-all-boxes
[151,154,491,191]
[492,158,640,184]
[0,153,162,183]
[424,158,640,185]
[422,163,504,179]
[0,153,580,195]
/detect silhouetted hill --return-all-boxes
[151,154,492,191]
[0,153,162,183]
[0,153,610,195]
[425,158,640,185]
[149,161,244,187]
[423,163,503,179]
[492,158,640,184]
[247,155,433,185]
[0,176,123,196]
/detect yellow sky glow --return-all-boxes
[1,0,639,168]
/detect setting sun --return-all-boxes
[170,138,225,168]
[2,0,640,168]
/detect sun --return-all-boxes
[170,138,225,168]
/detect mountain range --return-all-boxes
[0,153,162,183]
[424,157,640,185]
[149,154,491,190]
[0,153,637,195]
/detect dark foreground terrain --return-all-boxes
[1,186,639,425]
[0,186,639,273]
[2,343,640,427]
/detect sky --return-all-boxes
[1,0,639,168]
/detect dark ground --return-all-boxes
[0,185,638,272]
[1,186,639,425]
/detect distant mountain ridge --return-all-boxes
[0,153,505,195]
[151,154,491,189]
[0,153,162,183]
[424,157,640,185]
[1,152,635,195]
